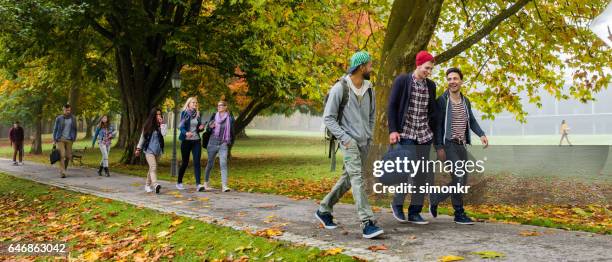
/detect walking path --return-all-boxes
[1,158,610,261]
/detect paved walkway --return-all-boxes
[0,158,610,261]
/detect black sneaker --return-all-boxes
[362,220,384,239]
[12,162,18,166]
[429,203,438,218]
[390,204,407,223]
[408,214,429,225]
[155,184,162,194]
[315,210,338,229]
[454,214,474,225]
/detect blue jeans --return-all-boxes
[178,139,202,185]
[392,139,433,215]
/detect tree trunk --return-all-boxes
[365,0,444,194]
[30,104,44,155]
[114,46,177,164]
[233,97,272,139]
[115,115,127,149]
[84,116,99,140]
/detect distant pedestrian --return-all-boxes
[92,115,116,177]
[8,121,25,166]
[559,120,572,146]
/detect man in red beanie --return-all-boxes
[386,50,440,224]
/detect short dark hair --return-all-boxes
[14,121,20,124]
[446,67,463,80]
[63,104,71,109]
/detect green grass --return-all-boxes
[0,172,357,261]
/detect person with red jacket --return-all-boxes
[8,121,25,166]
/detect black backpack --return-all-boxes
[323,77,373,171]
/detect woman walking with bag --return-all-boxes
[203,100,235,192]
[176,97,206,191]
[135,108,167,194]
[92,115,116,177]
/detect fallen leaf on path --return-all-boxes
[519,230,541,236]
[439,255,464,262]
[367,245,388,252]
[472,251,505,259]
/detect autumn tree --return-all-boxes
[366,0,612,190]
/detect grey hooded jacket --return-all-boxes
[323,75,375,147]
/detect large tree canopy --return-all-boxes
[373,0,611,146]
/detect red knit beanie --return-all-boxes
[415,51,434,66]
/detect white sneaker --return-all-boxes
[222,185,231,192]
[176,183,185,190]
[196,184,205,192]
[203,182,214,190]
[145,185,153,193]
[19,162,23,166]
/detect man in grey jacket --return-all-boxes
[314,51,384,239]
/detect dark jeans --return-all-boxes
[392,139,433,215]
[431,141,468,216]
[178,139,202,185]
[12,142,23,162]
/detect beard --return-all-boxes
[363,71,371,80]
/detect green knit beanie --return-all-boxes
[348,51,371,73]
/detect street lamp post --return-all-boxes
[171,69,182,177]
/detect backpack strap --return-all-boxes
[367,87,373,108]
[337,77,350,123]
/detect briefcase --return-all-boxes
[377,144,416,186]
[50,145,61,165]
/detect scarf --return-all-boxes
[214,112,231,143]
[179,108,199,130]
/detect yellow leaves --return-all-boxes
[322,247,343,256]
[253,227,284,238]
[80,250,101,261]
[472,251,505,259]
[571,207,591,217]
[171,219,184,227]
[156,230,171,238]
[468,204,612,233]
[439,255,464,261]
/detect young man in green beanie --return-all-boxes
[315,51,384,239]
